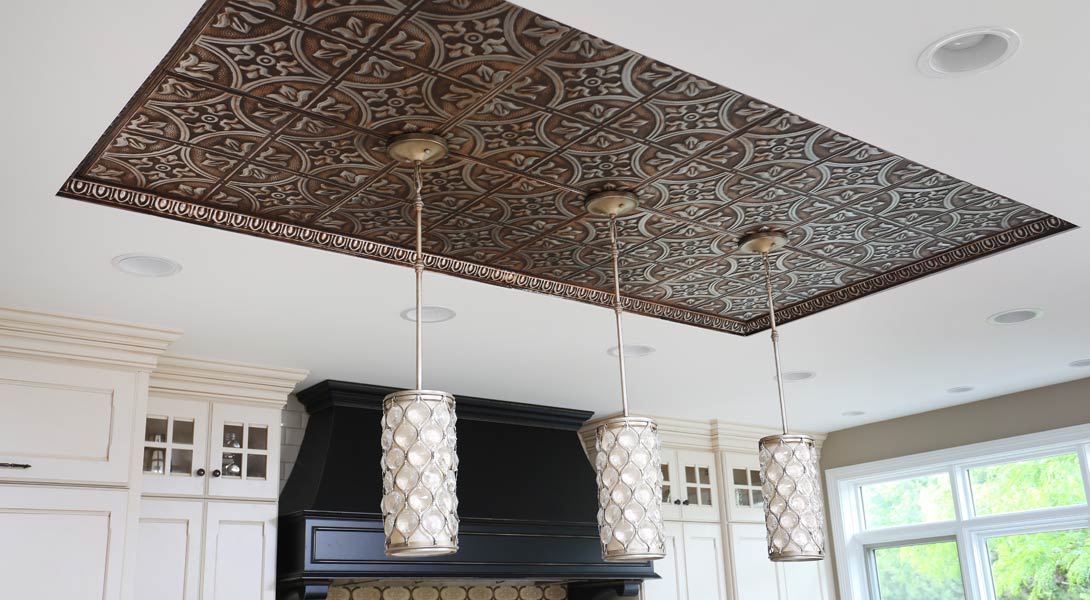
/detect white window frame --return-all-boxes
[827,423,1090,600]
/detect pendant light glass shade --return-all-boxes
[741,231,825,562]
[586,190,666,563]
[759,433,824,561]
[381,389,459,556]
[379,134,459,557]
[595,415,666,561]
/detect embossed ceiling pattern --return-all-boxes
[60,0,1073,335]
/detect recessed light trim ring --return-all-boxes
[918,26,1021,76]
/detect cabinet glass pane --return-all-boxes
[660,464,671,502]
[733,468,747,486]
[687,487,699,504]
[685,466,696,484]
[661,484,671,503]
[247,454,268,480]
[736,489,751,507]
[170,449,193,475]
[223,424,244,449]
[699,488,711,506]
[222,453,243,478]
[862,473,955,529]
[752,490,764,508]
[985,528,1090,599]
[873,540,965,600]
[698,466,710,485]
[143,447,167,474]
[969,453,1086,516]
[248,425,268,450]
[172,419,194,445]
[145,417,168,443]
[750,470,761,485]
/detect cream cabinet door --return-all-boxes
[722,452,765,523]
[676,450,719,521]
[729,522,780,600]
[780,560,832,600]
[141,396,210,496]
[0,356,137,485]
[660,448,683,520]
[208,403,280,500]
[136,498,203,600]
[643,521,687,600]
[203,501,277,600]
[0,484,128,600]
[681,522,727,600]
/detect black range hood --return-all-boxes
[278,381,654,600]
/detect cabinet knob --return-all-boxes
[682,500,690,506]
[212,469,221,478]
[196,468,206,476]
[673,499,682,505]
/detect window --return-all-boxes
[828,425,1090,600]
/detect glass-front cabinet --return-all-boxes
[722,451,766,523]
[660,448,720,522]
[141,395,280,500]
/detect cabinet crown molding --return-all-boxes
[151,354,308,407]
[0,305,181,369]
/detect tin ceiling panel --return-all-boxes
[61,0,1073,335]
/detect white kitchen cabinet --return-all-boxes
[644,521,687,600]
[203,501,278,600]
[142,395,210,496]
[727,522,833,600]
[0,484,129,600]
[0,356,139,485]
[645,521,727,600]
[722,452,765,523]
[208,402,280,500]
[659,448,719,522]
[136,499,204,600]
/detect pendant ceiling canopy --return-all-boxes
[59,0,1073,336]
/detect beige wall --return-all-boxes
[820,375,1090,597]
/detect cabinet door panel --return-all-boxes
[136,499,203,600]
[0,485,127,600]
[682,522,727,600]
[676,450,719,521]
[204,501,277,600]
[0,357,136,484]
[729,523,780,600]
[208,403,280,500]
[781,561,830,600]
[142,396,209,496]
[723,452,765,523]
[643,521,686,600]
[660,449,682,520]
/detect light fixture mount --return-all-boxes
[738,230,789,254]
[386,133,448,164]
[586,190,638,218]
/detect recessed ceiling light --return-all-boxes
[606,345,656,358]
[780,370,817,382]
[111,254,181,277]
[1070,359,1090,368]
[841,410,866,417]
[947,386,975,394]
[918,27,1020,76]
[399,306,457,323]
[986,308,1043,325]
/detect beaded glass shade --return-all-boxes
[380,389,459,556]
[758,433,825,561]
[594,415,666,562]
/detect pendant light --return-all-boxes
[739,231,825,562]
[586,190,666,563]
[379,134,459,557]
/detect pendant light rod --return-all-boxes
[413,161,424,391]
[607,215,630,417]
[761,250,789,436]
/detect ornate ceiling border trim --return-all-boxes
[59,177,752,335]
[59,177,1073,337]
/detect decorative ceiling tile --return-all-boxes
[62,0,1074,336]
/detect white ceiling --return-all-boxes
[2,0,1087,433]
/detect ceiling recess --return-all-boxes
[60,1,1071,335]
[918,27,1021,76]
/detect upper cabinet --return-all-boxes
[722,451,766,523]
[660,448,720,522]
[142,395,209,496]
[207,402,279,500]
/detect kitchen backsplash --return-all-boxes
[327,582,568,600]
